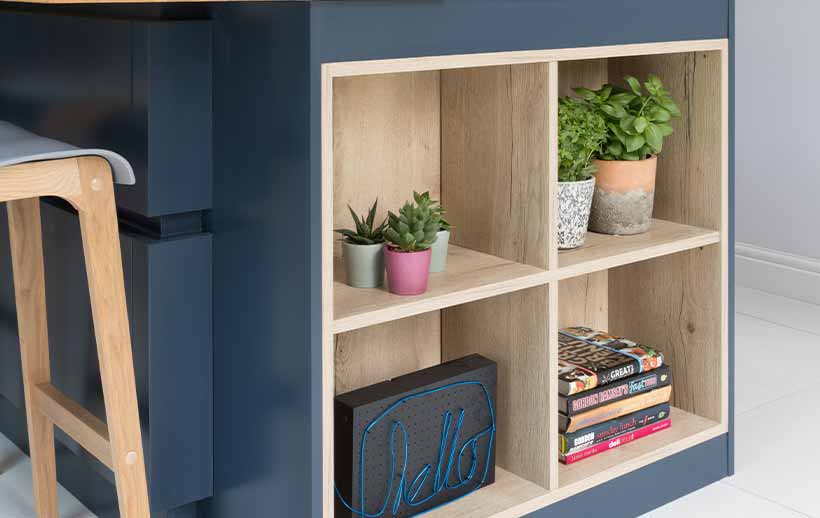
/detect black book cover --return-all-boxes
[558,327,665,396]
[559,365,672,416]
[560,403,671,454]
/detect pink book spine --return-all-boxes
[561,418,672,465]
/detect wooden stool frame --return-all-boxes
[0,156,149,518]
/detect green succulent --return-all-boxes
[334,200,387,245]
[574,74,681,161]
[385,199,440,252]
[558,96,608,182]
[413,191,451,232]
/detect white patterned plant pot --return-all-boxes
[557,177,596,250]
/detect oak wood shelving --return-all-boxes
[321,38,729,518]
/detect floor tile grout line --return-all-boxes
[720,480,818,518]
[737,286,820,311]
[735,383,820,417]
[736,310,820,338]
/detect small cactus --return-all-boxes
[334,200,387,245]
[413,191,451,232]
[385,199,440,252]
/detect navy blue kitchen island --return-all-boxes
[0,1,734,517]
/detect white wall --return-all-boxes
[735,0,820,303]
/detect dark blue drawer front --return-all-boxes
[0,14,212,218]
[0,202,213,514]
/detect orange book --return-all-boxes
[560,385,672,433]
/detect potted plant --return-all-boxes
[334,200,387,288]
[414,191,452,272]
[383,199,440,296]
[557,96,608,249]
[575,74,681,235]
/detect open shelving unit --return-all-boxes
[321,39,729,518]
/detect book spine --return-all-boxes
[563,366,671,416]
[560,418,672,465]
[562,385,672,433]
[560,403,670,454]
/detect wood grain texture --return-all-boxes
[558,58,608,96]
[439,63,552,489]
[413,406,723,518]
[442,286,551,489]
[333,245,547,333]
[609,248,722,422]
[320,39,730,515]
[321,65,336,518]
[421,467,548,518]
[332,71,440,258]
[546,282,559,490]
[334,313,440,394]
[557,219,719,279]
[0,158,82,206]
[327,40,728,78]
[547,61,559,271]
[34,383,112,470]
[441,63,550,269]
[7,197,59,518]
[608,51,722,230]
[558,407,722,490]
[328,71,441,517]
[606,51,726,424]
[75,157,150,518]
[558,272,609,330]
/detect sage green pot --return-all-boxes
[429,230,451,273]
[342,241,384,288]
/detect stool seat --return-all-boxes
[0,121,135,185]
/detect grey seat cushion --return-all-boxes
[0,121,135,185]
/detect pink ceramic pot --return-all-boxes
[384,246,432,296]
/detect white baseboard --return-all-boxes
[736,242,820,305]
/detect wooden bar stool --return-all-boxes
[0,122,150,518]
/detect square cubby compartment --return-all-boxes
[557,245,727,489]
[334,285,554,517]
[330,65,556,334]
[555,50,726,280]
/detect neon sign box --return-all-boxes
[334,354,497,518]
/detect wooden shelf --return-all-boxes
[418,409,725,518]
[323,39,729,518]
[559,407,723,491]
[421,467,548,518]
[333,245,547,333]
[557,219,719,280]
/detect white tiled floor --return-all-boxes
[1,286,818,517]
[643,286,820,518]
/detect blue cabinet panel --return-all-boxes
[0,202,213,514]
[0,13,213,218]
[313,0,729,63]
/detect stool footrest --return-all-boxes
[33,383,113,469]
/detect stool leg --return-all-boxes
[75,157,149,518]
[7,197,59,518]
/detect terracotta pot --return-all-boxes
[384,246,432,296]
[557,177,596,249]
[589,156,657,235]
